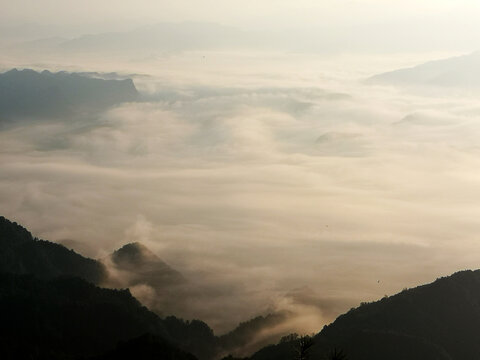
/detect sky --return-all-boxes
[3,0,480,347]
[2,0,480,53]
[0,0,472,27]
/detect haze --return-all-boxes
[2,0,480,337]
[3,0,480,53]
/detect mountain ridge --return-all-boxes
[0,68,138,124]
[0,215,107,284]
[249,269,480,360]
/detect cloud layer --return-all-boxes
[3,53,480,334]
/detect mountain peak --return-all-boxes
[111,242,159,266]
[106,242,185,289]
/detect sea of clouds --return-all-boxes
[2,51,480,336]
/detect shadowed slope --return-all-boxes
[106,242,185,289]
[92,334,198,360]
[251,270,480,360]
[0,216,107,284]
[0,272,195,359]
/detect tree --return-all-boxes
[280,333,299,343]
[294,335,314,360]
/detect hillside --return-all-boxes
[92,334,198,360]
[0,216,107,284]
[250,270,480,360]
[0,272,195,359]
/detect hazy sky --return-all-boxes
[1,0,474,27]
[2,0,480,53]
[0,0,475,30]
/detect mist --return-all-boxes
[2,45,480,338]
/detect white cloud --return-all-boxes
[3,53,480,334]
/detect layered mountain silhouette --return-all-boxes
[0,216,216,359]
[368,51,480,88]
[101,242,192,322]
[0,216,295,359]
[5,215,480,359]
[0,69,138,123]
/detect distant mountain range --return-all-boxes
[59,22,255,53]
[369,51,480,89]
[0,69,138,124]
[8,22,263,57]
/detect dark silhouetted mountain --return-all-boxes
[0,68,138,122]
[103,240,294,358]
[0,216,107,284]
[0,216,217,359]
[104,243,297,358]
[91,334,198,360]
[0,272,194,360]
[8,216,480,360]
[250,270,480,360]
[0,215,327,359]
[368,51,480,88]
[218,312,290,358]
[102,242,193,327]
[105,242,185,289]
